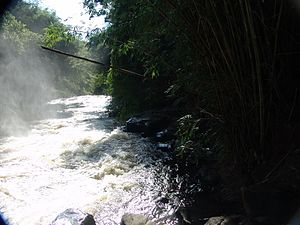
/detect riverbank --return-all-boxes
[121,109,299,225]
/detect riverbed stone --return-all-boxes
[50,208,96,225]
[121,213,155,225]
[204,216,244,225]
[125,110,171,136]
[126,117,149,133]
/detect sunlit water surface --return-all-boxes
[0,95,182,225]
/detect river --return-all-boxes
[0,95,183,225]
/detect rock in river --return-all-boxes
[50,208,96,225]
[121,213,155,225]
[204,216,244,225]
[125,111,170,136]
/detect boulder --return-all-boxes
[126,117,149,133]
[50,209,96,225]
[125,111,171,137]
[204,216,244,225]
[121,213,155,225]
[154,128,176,142]
[156,143,173,152]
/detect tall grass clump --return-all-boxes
[168,0,300,201]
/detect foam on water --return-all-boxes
[0,95,180,225]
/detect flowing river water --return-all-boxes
[0,95,185,225]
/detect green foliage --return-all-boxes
[1,12,41,53]
[176,115,220,167]
[11,0,58,34]
[42,23,75,48]
[86,0,300,197]
[173,0,300,193]
[2,0,108,97]
[41,22,98,96]
[92,73,109,95]
[84,0,178,118]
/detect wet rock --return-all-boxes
[156,142,173,152]
[175,191,236,225]
[176,207,193,225]
[154,128,176,142]
[204,216,244,225]
[126,117,149,133]
[50,209,96,225]
[158,197,169,204]
[121,213,155,225]
[125,111,171,137]
[142,115,170,136]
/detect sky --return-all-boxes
[27,0,106,32]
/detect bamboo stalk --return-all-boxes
[41,46,145,77]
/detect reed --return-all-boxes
[169,0,299,196]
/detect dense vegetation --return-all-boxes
[1,0,107,97]
[83,0,300,221]
[1,0,299,223]
[0,0,109,136]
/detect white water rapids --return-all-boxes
[0,95,181,225]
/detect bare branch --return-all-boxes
[41,46,145,77]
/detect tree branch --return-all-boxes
[41,46,145,77]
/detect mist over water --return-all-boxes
[0,37,54,136]
[0,95,182,225]
[0,7,186,225]
[0,22,183,223]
